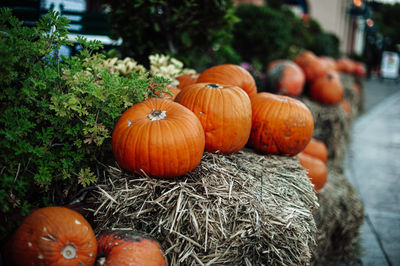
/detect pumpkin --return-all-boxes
[248,92,314,156]
[264,60,305,97]
[336,57,355,73]
[353,62,366,77]
[294,51,329,82]
[340,99,352,116]
[309,70,344,104]
[319,56,337,71]
[302,138,328,163]
[157,85,181,101]
[175,83,252,154]
[9,206,97,265]
[175,73,199,90]
[197,64,258,98]
[297,152,328,192]
[112,98,205,178]
[96,230,167,266]
[353,82,361,94]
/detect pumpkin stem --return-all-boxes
[147,109,167,121]
[206,83,222,89]
[96,257,106,266]
[61,244,77,260]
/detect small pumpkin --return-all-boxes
[353,62,366,77]
[197,64,258,98]
[302,138,328,163]
[297,152,328,192]
[112,98,205,178]
[353,82,361,94]
[175,83,252,154]
[264,60,305,97]
[309,70,344,105]
[294,51,329,82]
[175,73,199,90]
[96,230,167,266]
[319,56,337,71]
[340,99,352,116]
[9,206,97,265]
[248,92,314,156]
[157,85,181,101]
[336,57,355,73]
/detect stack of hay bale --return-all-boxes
[303,73,365,264]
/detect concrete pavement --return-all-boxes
[344,77,400,266]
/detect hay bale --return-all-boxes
[90,149,319,265]
[312,165,364,265]
[301,97,350,168]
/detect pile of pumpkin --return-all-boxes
[5,51,366,264]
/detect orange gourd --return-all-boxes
[302,138,328,163]
[264,60,305,97]
[9,206,97,265]
[249,92,314,156]
[298,152,328,192]
[197,64,258,98]
[175,73,199,90]
[96,230,167,266]
[309,70,344,104]
[294,51,329,82]
[175,83,252,154]
[112,98,205,178]
[340,100,352,116]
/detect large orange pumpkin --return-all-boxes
[112,98,205,178]
[197,64,258,98]
[294,51,329,82]
[297,152,328,192]
[249,92,314,156]
[309,70,344,104]
[9,206,97,265]
[96,230,167,266]
[175,83,252,154]
[264,60,305,97]
[302,138,328,163]
[175,73,199,90]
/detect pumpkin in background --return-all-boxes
[9,206,97,265]
[302,138,328,163]
[319,56,337,71]
[197,64,258,98]
[112,98,205,178]
[340,99,352,116]
[353,82,361,94]
[248,92,314,156]
[96,230,167,266]
[294,51,329,82]
[157,85,181,101]
[297,152,328,193]
[353,62,366,77]
[264,60,306,97]
[309,70,344,104]
[175,83,252,154]
[175,73,199,90]
[336,57,355,73]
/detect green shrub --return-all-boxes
[102,0,240,71]
[0,8,169,228]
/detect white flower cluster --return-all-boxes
[149,54,196,81]
[103,57,146,77]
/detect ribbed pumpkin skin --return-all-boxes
[175,73,199,90]
[9,206,97,266]
[175,83,252,154]
[265,60,305,97]
[96,231,167,266]
[249,92,314,156]
[197,64,258,98]
[112,98,205,178]
[298,152,328,192]
[302,138,328,163]
[309,71,344,105]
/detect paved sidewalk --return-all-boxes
[344,77,400,266]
